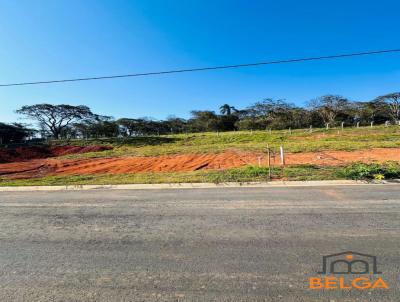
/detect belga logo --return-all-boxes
[309,251,389,290]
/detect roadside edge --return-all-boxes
[0,180,399,191]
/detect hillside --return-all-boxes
[1,125,400,186]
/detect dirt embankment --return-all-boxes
[0,150,259,179]
[0,145,112,164]
[1,147,400,180]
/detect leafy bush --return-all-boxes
[340,162,400,180]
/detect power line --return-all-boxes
[1,48,399,87]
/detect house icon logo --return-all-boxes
[309,251,389,290]
[318,251,381,275]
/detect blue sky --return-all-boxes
[0,0,399,123]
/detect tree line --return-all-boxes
[1,92,399,142]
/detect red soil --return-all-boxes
[49,151,258,175]
[0,150,258,179]
[285,148,400,166]
[0,145,112,164]
[1,147,400,180]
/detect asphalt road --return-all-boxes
[1,185,400,301]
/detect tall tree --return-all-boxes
[309,95,350,125]
[117,118,140,136]
[16,104,96,139]
[238,98,296,129]
[374,92,400,124]
[219,104,237,116]
[352,100,390,125]
[164,116,187,134]
[189,111,219,132]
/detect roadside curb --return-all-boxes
[0,180,399,191]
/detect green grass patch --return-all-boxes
[51,126,400,160]
[0,164,346,186]
[2,163,398,186]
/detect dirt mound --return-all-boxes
[49,150,258,175]
[49,145,112,157]
[0,146,51,163]
[0,145,112,164]
[0,150,259,179]
[0,149,16,163]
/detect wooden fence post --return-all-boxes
[280,146,285,166]
[267,144,271,179]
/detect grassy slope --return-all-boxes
[55,125,400,159]
[1,126,400,186]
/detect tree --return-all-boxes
[163,116,187,134]
[218,114,238,131]
[374,92,400,124]
[351,101,390,125]
[117,118,140,136]
[136,119,162,135]
[188,111,219,132]
[309,95,350,125]
[118,118,168,136]
[285,108,312,129]
[219,104,237,116]
[88,120,120,138]
[16,104,96,139]
[237,98,298,130]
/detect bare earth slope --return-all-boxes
[1,148,400,179]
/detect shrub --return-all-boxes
[340,162,400,180]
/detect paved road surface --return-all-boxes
[1,185,400,301]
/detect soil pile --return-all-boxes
[49,150,258,175]
[0,145,112,164]
[49,145,112,157]
[0,150,259,179]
